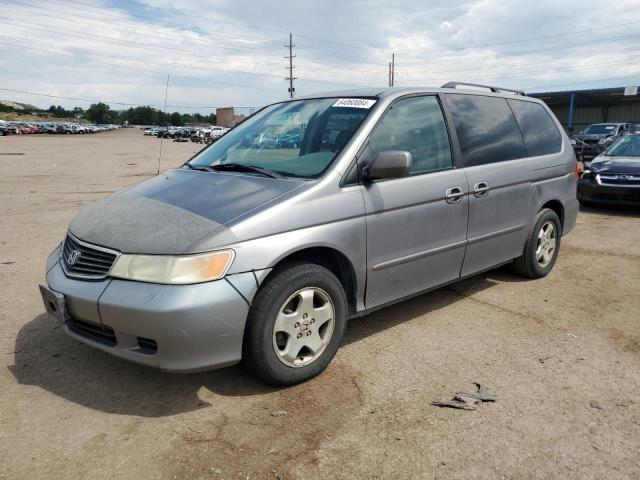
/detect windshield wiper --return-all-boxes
[210,163,284,179]
[184,163,212,172]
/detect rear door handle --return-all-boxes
[473,182,490,198]
[445,186,464,204]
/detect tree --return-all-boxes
[170,111,183,126]
[86,102,112,124]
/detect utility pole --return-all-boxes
[157,73,169,175]
[388,62,392,87]
[390,53,395,87]
[285,33,297,98]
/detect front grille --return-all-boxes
[68,317,117,346]
[62,234,118,279]
[598,174,640,186]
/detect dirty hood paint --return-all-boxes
[69,168,307,254]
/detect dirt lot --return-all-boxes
[1,128,639,479]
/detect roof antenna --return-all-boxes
[157,73,170,175]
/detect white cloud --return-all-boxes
[1,0,639,112]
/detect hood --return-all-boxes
[69,168,307,254]
[574,133,610,141]
[590,156,640,174]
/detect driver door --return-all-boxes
[360,95,469,309]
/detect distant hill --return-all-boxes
[0,100,40,111]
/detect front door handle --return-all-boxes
[473,181,490,198]
[445,186,464,204]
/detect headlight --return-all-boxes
[109,250,235,284]
[570,139,576,145]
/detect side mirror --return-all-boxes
[363,150,412,181]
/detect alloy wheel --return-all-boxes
[272,287,335,368]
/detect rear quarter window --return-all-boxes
[507,99,562,156]
[444,94,527,167]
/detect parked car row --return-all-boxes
[142,125,230,144]
[0,120,119,136]
[144,125,306,149]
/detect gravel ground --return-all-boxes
[1,128,639,479]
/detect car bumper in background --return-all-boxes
[42,249,270,372]
[573,144,604,160]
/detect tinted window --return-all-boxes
[369,96,452,175]
[508,99,562,156]
[445,94,527,166]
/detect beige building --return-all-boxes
[215,107,246,127]
[216,107,235,127]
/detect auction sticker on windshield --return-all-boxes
[332,98,377,109]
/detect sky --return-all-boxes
[1,0,640,114]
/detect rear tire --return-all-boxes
[512,208,561,278]
[243,262,347,386]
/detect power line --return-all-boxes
[0,35,284,81]
[9,0,386,68]
[397,20,640,63]
[398,44,640,78]
[397,57,640,88]
[0,18,284,69]
[0,87,259,110]
[0,37,282,93]
[525,74,640,92]
[6,1,285,57]
[7,3,388,74]
[0,35,371,91]
[108,0,382,55]
[399,32,640,68]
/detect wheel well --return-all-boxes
[272,247,358,316]
[541,200,565,231]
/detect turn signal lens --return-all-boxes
[109,250,235,284]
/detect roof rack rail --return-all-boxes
[441,81,526,96]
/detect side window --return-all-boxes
[508,99,562,156]
[369,96,452,175]
[444,94,527,167]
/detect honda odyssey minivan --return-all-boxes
[40,82,579,385]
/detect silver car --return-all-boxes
[40,82,579,385]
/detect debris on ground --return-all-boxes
[432,383,496,410]
[272,410,287,417]
[590,400,603,410]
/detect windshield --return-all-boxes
[605,134,640,157]
[188,97,376,178]
[583,124,617,135]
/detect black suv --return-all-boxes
[572,123,629,161]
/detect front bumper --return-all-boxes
[578,178,640,206]
[43,248,270,372]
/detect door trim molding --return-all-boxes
[467,224,525,246]
[372,240,467,271]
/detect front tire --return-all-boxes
[243,262,347,386]
[513,208,562,278]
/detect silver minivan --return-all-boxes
[40,83,579,385]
